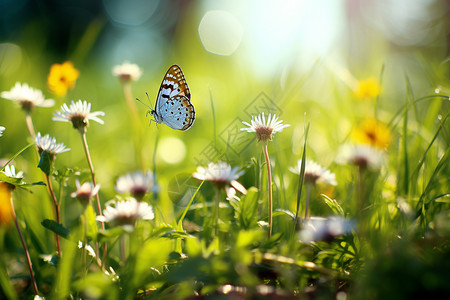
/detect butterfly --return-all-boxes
[146,65,195,131]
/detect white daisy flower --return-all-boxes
[2,164,24,179]
[241,112,290,142]
[35,132,70,157]
[113,62,142,82]
[71,179,101,204]
[1,82,54,113]
[289,159,337,186]
[193,161,247,194]
[96,198,154,227]
[53,100,105,132]
[115,170,154,200]
[0,126,4,137]
[337,144,384,170]
[299,216,353,242]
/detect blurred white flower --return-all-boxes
[115,170,155,200]
[96,198,154,227]
[299,216,353,242]
[53,100,105,132]
[113,62,142,82]
[2,165,23,179]
[71,179,100,204]
[77,241,96,258]
[337,144,384,170]
[35,132,70,157]
[241,112,290,142]
[289,159,337,186]
[0,126,4,137]
[193,161,247,194]
[1,82,54,113]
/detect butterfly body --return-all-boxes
[150,65,195,131]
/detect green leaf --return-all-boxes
[37,150,52,176]
[41,219,70,239]
[0,256,18,300]
[133,237,173,288]
[97,226,127,243]
[51,226,82,299]
[0,172,23,186]
[18,181,46,187]
[322,194,345,216]
[273,208,295,220]
[238,187,259,229]
[84,205,98,241]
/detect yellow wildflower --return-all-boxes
[353,77,380,99]
[352,118,391,150]
[0,182,13,226]
[48,61,79,96]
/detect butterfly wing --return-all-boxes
[157,95,195,130]
[154,65,195,130]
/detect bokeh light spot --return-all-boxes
[198,10,243,56]
[0,43,22,76]
[158,137,186,164]
[103,0,159,26]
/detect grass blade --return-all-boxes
[294,120,310,228]
[209,88,217,147]
[0,143,34,172]
[177,180,204,229]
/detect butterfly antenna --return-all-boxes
[145,92,155,108]
[136,96,151,109]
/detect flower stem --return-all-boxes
[305,183,312,220]
[25,113,36,139]
[120,235,126,262]
[10,194,39,295]
[82,209,88,278]
[123,82,138,121]
[79,131,103,223]
[45,174,62,256]
[122,82,144,169]
[263,143,273,237]
[214,186,220,238]
[79,131,107,263]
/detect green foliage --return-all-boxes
[41,219,70,239]
[37,150,52,176]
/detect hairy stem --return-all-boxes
[263,143,273,237]
[25,113,35,139]
[79,131,107,264]
[122,82,144,169]
[45,174,62,256]
[80,131,103,222]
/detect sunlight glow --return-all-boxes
[198,10,243,56]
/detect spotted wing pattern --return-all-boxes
[152,65,195,130]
